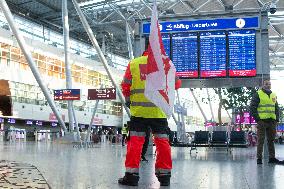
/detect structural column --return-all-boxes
[0,0,67,131]
[62,0,80,140]
[72,0,131,117]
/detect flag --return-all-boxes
[144,0,176,117]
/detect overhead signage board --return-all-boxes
[54,89,80,100]
[142,17,259,34]
[88,88,116,100]
[137,13,268,88]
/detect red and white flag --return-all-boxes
[144,0,176,117]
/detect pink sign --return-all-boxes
[235,112,256,124]
[205,121,216,127]
[92,118,103,125]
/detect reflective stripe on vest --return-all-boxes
[129,56,166,118]
[257,90,276,120]
[131,102,156,107]
[122,126,128,135]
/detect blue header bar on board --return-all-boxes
[142,17,259,34]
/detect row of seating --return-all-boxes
[190,131,247,153]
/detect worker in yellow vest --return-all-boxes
[250,79,282,164]
[121,123,129,146]
[118,50,181,186]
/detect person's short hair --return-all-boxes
[263,79,270,83]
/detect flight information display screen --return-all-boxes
[161,33,171,57]
[228,30,256,76]
[200,31,227,77]
[172,32,198,78]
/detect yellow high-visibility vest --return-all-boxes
[129,56,166,118]
[122,126,128,135]
[257,90,276,120]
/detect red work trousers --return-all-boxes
[124,117,172,177]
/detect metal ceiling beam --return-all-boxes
[16,0,33,6]
[141,0,152,12]
[160,1,180,15]
[274,44,284,53]
[193,0,212,12]
[32,0,61,12]
[99,11,115,23]
[127,6,146,20]
[178,0,193,13]
[256,0,265,7]
[216,0,226,9]
[269,22,282,37]
[183,0,196,10]
[108,2,126,20]
[233,0,246,8]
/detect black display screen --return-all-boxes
[200,31,227,77]
[172,32,198,78]
[228,30,256,76]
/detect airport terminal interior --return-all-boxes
[0,0,284,188]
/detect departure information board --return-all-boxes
[228,30,256,76]
[172,33,198,78]
[161,33,171,57]
[200,31,226,77]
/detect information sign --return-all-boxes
[200,31,226,77]
[54,89,80,100]
[172,32,198,78]
[88,88,116,100]
[228,30,256,76]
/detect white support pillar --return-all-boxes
[0,0,67,131]
[190,89,208,122]
[72,0,130,118]
[62,0,80,141]
[176,90,187,143]
[206,88,215,121]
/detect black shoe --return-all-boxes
[118,173,139,186]
[141,156,148,162]
[157,175,171,186]
[257,159,262,164]
[268,158,280,163]
[279,160,284,165]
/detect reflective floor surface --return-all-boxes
[0,142,283,189]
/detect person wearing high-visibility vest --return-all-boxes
[121,123,129,146]
[250,79,281,164]
[118,50,181,186]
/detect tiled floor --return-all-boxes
[0,142,283,189]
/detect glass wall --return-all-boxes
[0,41,122,116]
